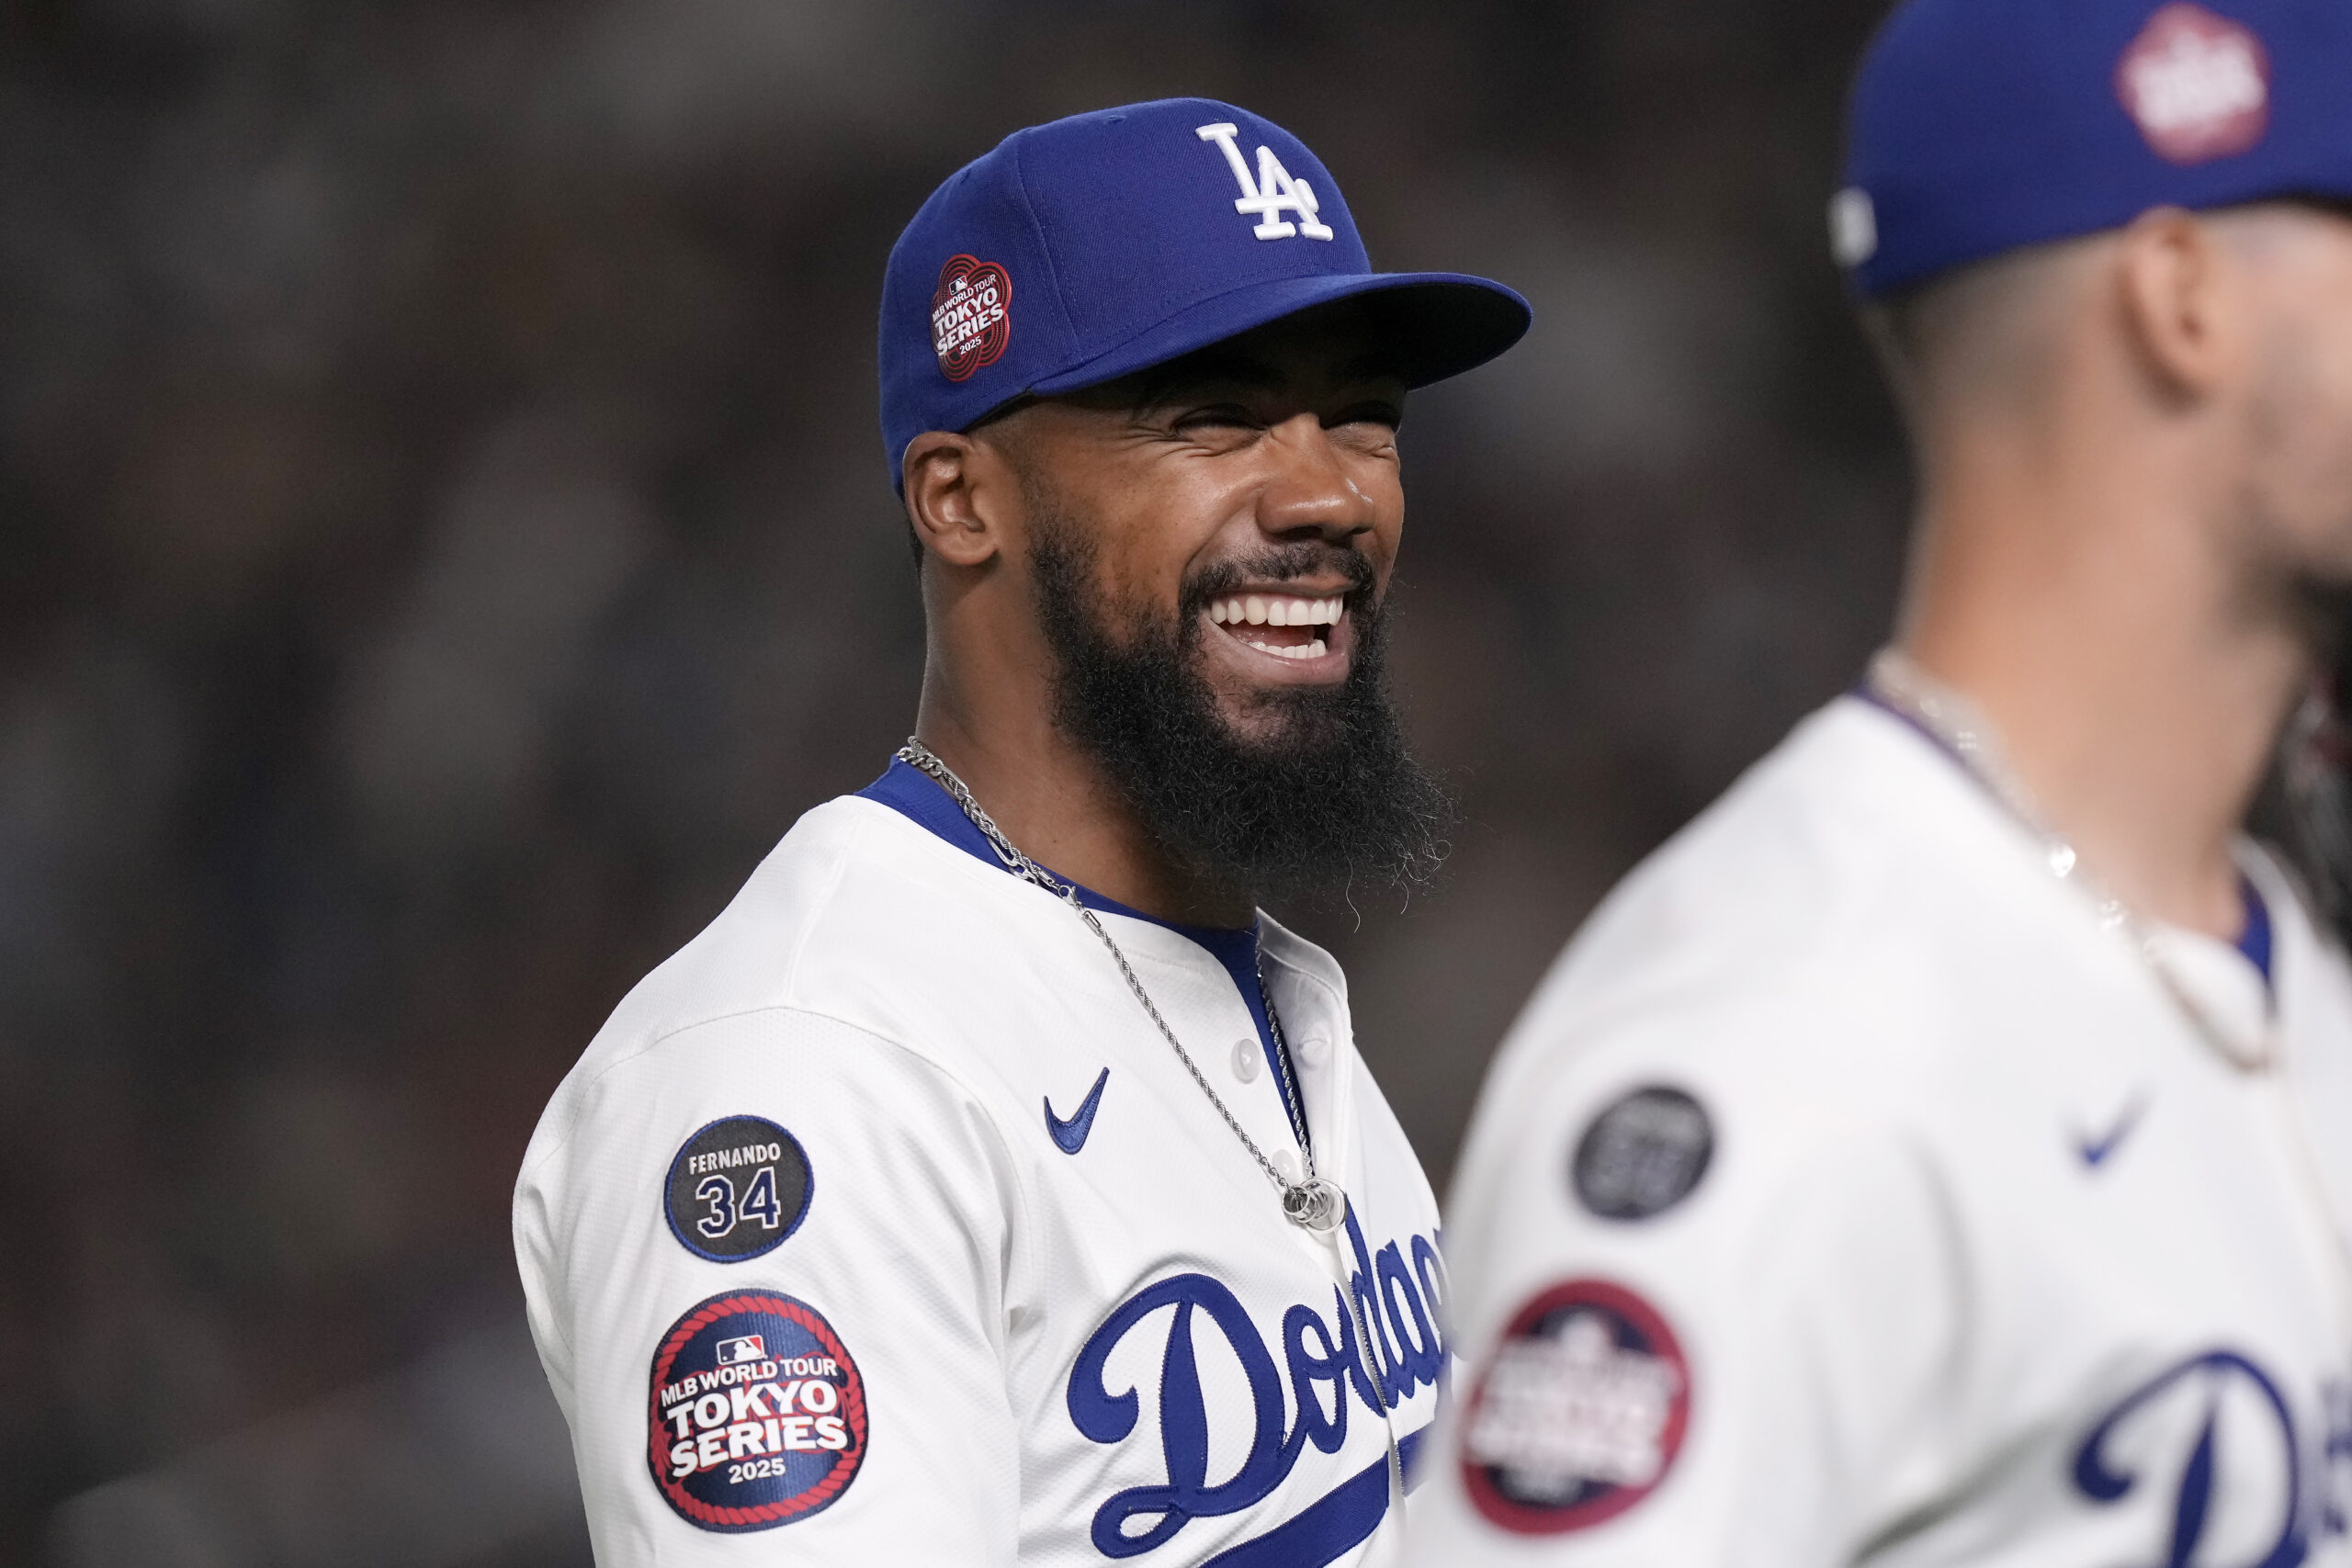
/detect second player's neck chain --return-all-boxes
[1865,649,2273,1071]
[896,739,1351,1234]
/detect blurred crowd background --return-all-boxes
[2,0,1907,1561]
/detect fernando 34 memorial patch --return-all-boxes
[647,1290,869,1533]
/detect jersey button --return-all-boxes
[1299,1032,1331,1066]
[1230,1038,1261,1082]
[1273,1148,1302,1183]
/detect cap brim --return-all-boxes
[1023,271,1531,404]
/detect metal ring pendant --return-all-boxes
[1282,1178,1348,1233]
[897,738,1346,1229]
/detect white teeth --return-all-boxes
[1211,593,1342,626]
[1213,593,1340,647]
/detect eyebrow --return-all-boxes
[1126,349,1404,408]
[1137,355,1282,399]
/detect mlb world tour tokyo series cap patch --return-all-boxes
[876,97,1532,492]
[1831,0,2352,299]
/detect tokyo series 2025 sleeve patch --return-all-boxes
[664,1116,813,1262]
[647,1290,869,1532]
[1458,1278,1690,1535]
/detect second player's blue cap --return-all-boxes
[877,98,1531,491]
[1834,0,2352,299]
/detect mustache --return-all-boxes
[1179,545,1377,624]
[1028,521,1452,905]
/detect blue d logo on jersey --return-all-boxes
[1066,1211,1449,1559]
[2072,1349,2303,1568]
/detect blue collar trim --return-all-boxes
[857,758,1300,1138]
[858,758,1256,951]
[2236,874,2273,985]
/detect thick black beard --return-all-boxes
[1028,519,1454,909]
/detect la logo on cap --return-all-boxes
[1196,123,1335,242]
[2115,2,2269,164]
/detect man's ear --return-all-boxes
[2115,207,2239,405]
[903,431,1015,570]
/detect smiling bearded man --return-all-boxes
[513,99,1527,1567]
[1015,346,1452,907]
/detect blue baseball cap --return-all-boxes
[877,98,1531,491]
[1834,0,2352,299]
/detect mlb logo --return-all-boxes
[715,1335,767,1366]
[2115,2,2269,165]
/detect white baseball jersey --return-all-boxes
[1409,694,2352,1567]
[514,760,1452,1566]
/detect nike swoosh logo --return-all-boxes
[1046,1067,1110,1156]
[2076,1093,2150,1169]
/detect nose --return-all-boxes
[1254,412,1381,543]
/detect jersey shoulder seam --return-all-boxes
[522,991,1040,1276]
[524,991,996,1171]
[521,810,898,1185]
[773,801,864,1004]
[520,997,1037,1376]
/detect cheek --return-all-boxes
[1097,508,1224,628]
[2290,256,2352,443]
[2294,359,2352,500]
[1332,453,1406,551]
[1364,489,1407,574]
[2250,310,2352,526]
[2300,304,2352,418]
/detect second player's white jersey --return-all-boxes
[514,761,1450,1566]
[1409,695,2352,1567]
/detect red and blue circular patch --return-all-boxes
[1460,1278,1690,1535]
[646,1290,868,1532]
[930,254,1012,382]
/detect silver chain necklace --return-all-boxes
[896,739,1351,1232]
[1865,649,2273,1071]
